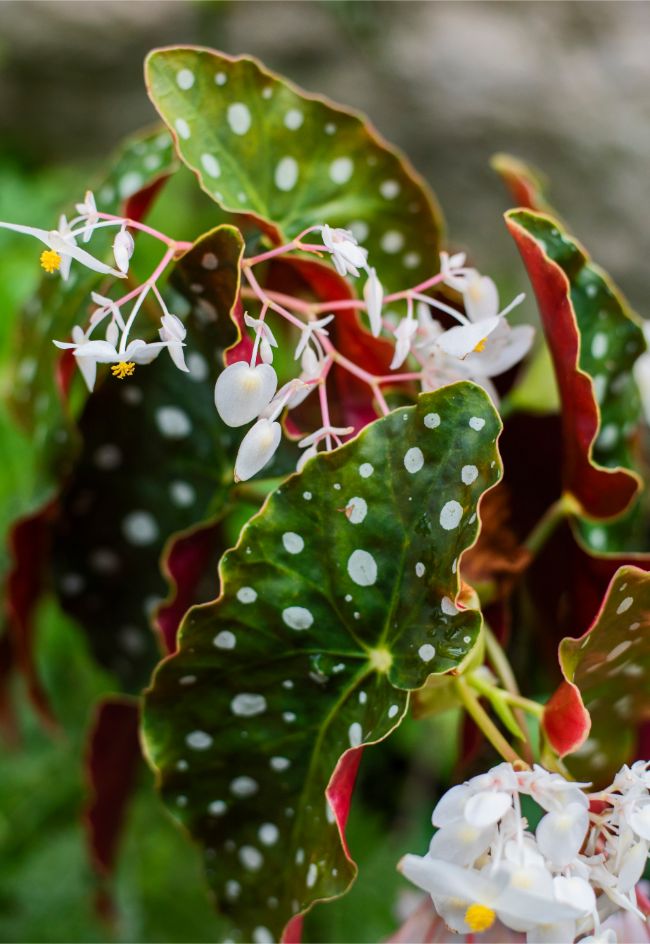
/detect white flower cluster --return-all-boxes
[400,760,650,944]
[1,192,190,390]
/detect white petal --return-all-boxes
[105,320,119,348]
[234,419,281,481]
[399,855,503,905]
[48,232,123,277]
[464,791,512,828]
[363,268,383,337]
[525,920,577,944]
[536,804,589,868]
[629,804,650,841]
[552,875,595,914]
[76,355,98,392]
[431,783,472,827]
[167,341,189,372]
[464,274,499,322]
[429,820,495,866]
[125,340,167,364]
[297,444,318,472]
[0,221,51,244]
[260,338,274,364]
[160,313,186,342]
[436,316,501,359]
[465,324,535,377]
[74,340,119,362]
[618,839,648,892]
[214,361,278,427]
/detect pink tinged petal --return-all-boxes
[464,274,499,322]
[429,820,496,866]
[436,316,501,359]
[363,268,383,337]
[48,232,123,277]
[535,803,589,868]
[234,419,281,482]
[464,791,512,828]
[113,228,135,274]
[214,361,278,427]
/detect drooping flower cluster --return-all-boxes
[2,200,534,479]
[399,761,650,943]
[216,225,533,480]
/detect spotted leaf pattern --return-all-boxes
[543,566,650,783]
[506,210,645,532]
[8,126,179,492]
[143,382,502,942]
[145,46,444,291]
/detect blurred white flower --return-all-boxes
[113,225,135,274]
[363,267,383,336]
[320,224,368,278]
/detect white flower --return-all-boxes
[320,224,368,278]
[53,325,99,391]
[297,443,318,472]
[0,216,123,280]
[74,190,99,243]
[234,418,281,481]
[244,313,278,365]
[287,348,322,409]
[536,803,590,868]
[439,251,471,292]
[214,361,278,427]
[390,317,419,370]
[580,931,618,943]
[159,313,189,372]
[54,335,168,390]
[464,272,500,321]
[113,225,135,274]
[294,314,335,360]
[363,268,383,336]
[436,315,503,359]
[89,292,125,331]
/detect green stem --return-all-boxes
[454,677,527,768]
[484,626,534,763]
[523,492,581,557]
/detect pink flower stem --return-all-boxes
[118,245,176,348]
[93,212,193,252]
[375,371,423,384]
[243,267,309,330]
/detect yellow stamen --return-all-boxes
[473,337,487,353]
[464,903,496,933]
[111,362,136,380]
[40,249,61,273]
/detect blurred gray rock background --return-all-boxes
[1,0,648,309]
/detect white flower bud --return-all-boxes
[363,267,383,337]
[113,226,135,274]
[214,361,278,427]
[234,418,281,481]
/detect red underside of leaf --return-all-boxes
[83,696,141,916]
[542,680,591,757]
[156,523,221,654]
[506,218,638,519]
[5,502,57,729]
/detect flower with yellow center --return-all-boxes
[40,249,62,273]
[111,362,136,380]
[464,902,496,932]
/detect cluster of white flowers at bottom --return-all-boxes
[399,761,650,943]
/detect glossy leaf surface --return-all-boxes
[143,383,502,941]
[506,210,645,523]
[145,46,443,291]
[543,565,650,781]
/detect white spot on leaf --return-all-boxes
[347,549,378,586]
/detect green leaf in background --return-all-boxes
[6,126,179,496]
[143,382,502,941]
[543,565,650,783]
[145,46,444,291]
[506,210,647,549]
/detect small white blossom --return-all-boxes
[159,313,189,372]
[439,251,471,292]
[214,361,278,428]
[74,190,99,243]
[0,217,123,280]
[320,224,368,278]
[293,314,334,361]
[390,317,419,370]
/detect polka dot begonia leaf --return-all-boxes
[506,211,646,539]
[8,125,179,494]
[142,382,502,942]
[543,565,650,784]
[145,46,444,292]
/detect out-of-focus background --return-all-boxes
[1,2,649,941]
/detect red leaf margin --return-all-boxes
[506,210,641,520]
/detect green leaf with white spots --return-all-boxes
[7,125,179,494]
[143,382,502,941]
[543,566,650,783]
[506,211,647,552]
[145,46,444,291]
